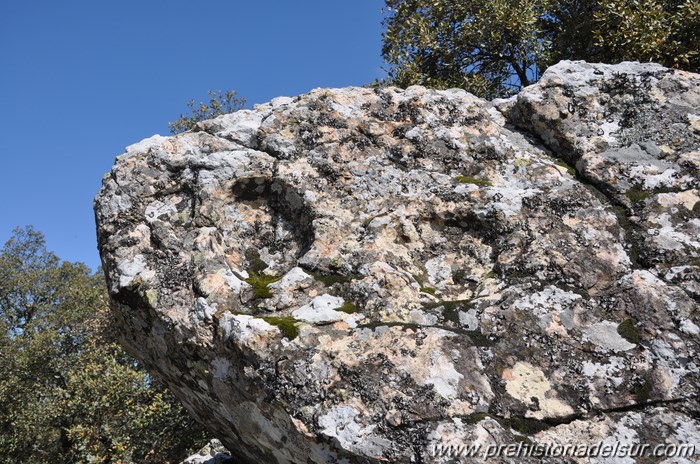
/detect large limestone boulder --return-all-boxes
[95,61,699,463]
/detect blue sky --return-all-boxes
[0,1,385,270]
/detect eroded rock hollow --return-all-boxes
[95,61,700,463]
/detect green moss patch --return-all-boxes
[358,321,423,332]
[310,271,359,287]
[625,186,650,202]
[455,176,492,187]
[192,360,209,376]
[513,435,535,445]
[514,157,530,168]
[617,318,640,344]
[693,201,700,217]
[261,316,299,340]
[142,289,158,307]
[422,299,472,311]
[419,286,436,295]
[507,417,550,435]
[245,273,282,299]
[337,301,357,314]
[423,299,473,325]
[466,330,494,347]
[554,160,576,176]
[463,414,547,439]
[413,274,437,295]
[461,412,489,425]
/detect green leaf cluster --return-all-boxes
[381,0,553,98]
[245,272,282,299]
[168,90,246,134]
[593,0,699,71]
[0,227,207,464]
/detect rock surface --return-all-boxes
[179,439,234,464]
[95,61,700,463]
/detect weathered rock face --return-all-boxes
[179,439,233,464]
[95,61,700,463]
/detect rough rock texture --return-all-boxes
[179,439,234,464]
[95,61,700,463]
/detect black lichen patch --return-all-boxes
[246,273,282,299]
[634,378,653,403]
[244,248,268,275]
[451,268,471,284]
[261,316,299,340]
[455,176,493,186]
[153,252,194,291]
[617,318,640,344]
[467,330,494,347]
[233,179,315,269]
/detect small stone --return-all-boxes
[385,409,402,427]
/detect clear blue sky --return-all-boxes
[0,1,385,270]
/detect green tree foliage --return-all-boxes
[0,227,207,464]
[541,0,599,65]
[168,90,246,134]
[593,0,699,71]
[381,0,699,97]
[381,0,552,98]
